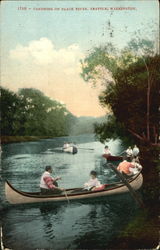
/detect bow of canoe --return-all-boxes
[102,154,123,161]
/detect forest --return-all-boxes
[0,87,77,138]
[0,87,107,142]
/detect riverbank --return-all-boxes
[108,208,159,249]
[108,144,159,249]
[0,135,51,144]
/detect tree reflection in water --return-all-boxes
[40,203,67,241]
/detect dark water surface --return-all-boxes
[0,134,139,249]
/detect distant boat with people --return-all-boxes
[62,142,78,154]
[102,145,140,162]
[102,145,123,161]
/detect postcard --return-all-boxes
[1,1,159,249]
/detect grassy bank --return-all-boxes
[0,135,52,144]
[108,145,159,249]
[108,208,159,249]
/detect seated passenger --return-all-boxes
[126,146,133,158]
[84,170,102,191]
[63,142,70,149]
[70,142,78,154]
[104,145,111,155]
[117,157,142,176]
[132,145,140,157]
[40,166,64,195]
[130,158,142,174]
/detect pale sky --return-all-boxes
[1,0,159,117]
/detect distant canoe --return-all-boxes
[5,173,143,205]
[63,146,78,154]
[102,154,123,161]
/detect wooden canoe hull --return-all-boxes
[5,173,143,204]
[102,154,123,161]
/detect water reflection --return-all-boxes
[40,204,66,241]
[2,196,137,249]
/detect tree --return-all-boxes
[18,88,54,135]
[98,56,160,145]
[0,87,27,135]
[81,40,160,146]
[1,87,77,137]
[80,44,118,85]
[126,38,158,141]
[18,88,77,136]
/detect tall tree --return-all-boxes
[98,56,159,145]
[81,40,160,146]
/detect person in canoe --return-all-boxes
[132,145,140,158]
[83,170,104,191]
[104,145,111,155]
[125,146,133,160]
[40,166,65,195]
[117,157,142,176]
[62,142,70,150]
[70,142,78,154]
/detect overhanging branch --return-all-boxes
[128,129,160,146]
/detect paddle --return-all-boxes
[64,189,70,204]
[117,150,125,156]
[78,148,94,151]
[108,163,145,209]
[1,226,5,250]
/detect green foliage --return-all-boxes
[0,87,27,135]
[81,38,159,145]
[109,56,159,142]
[127,38,155,56]
[94,115,134,144]
[1,87,77,137]
[71,116,107,135]
[80,44,118,83]
[97,55,160,144]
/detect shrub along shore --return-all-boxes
[0,135,51,144]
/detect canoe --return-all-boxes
[5,173,143,204]
[63,146,78,154]
[102,154,123,161]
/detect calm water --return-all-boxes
[0,134,139,249]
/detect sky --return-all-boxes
[1,0,159,117]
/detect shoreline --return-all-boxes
[0,135,52,144]
[0,133,94,144]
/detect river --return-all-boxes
[0,134,139,249]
